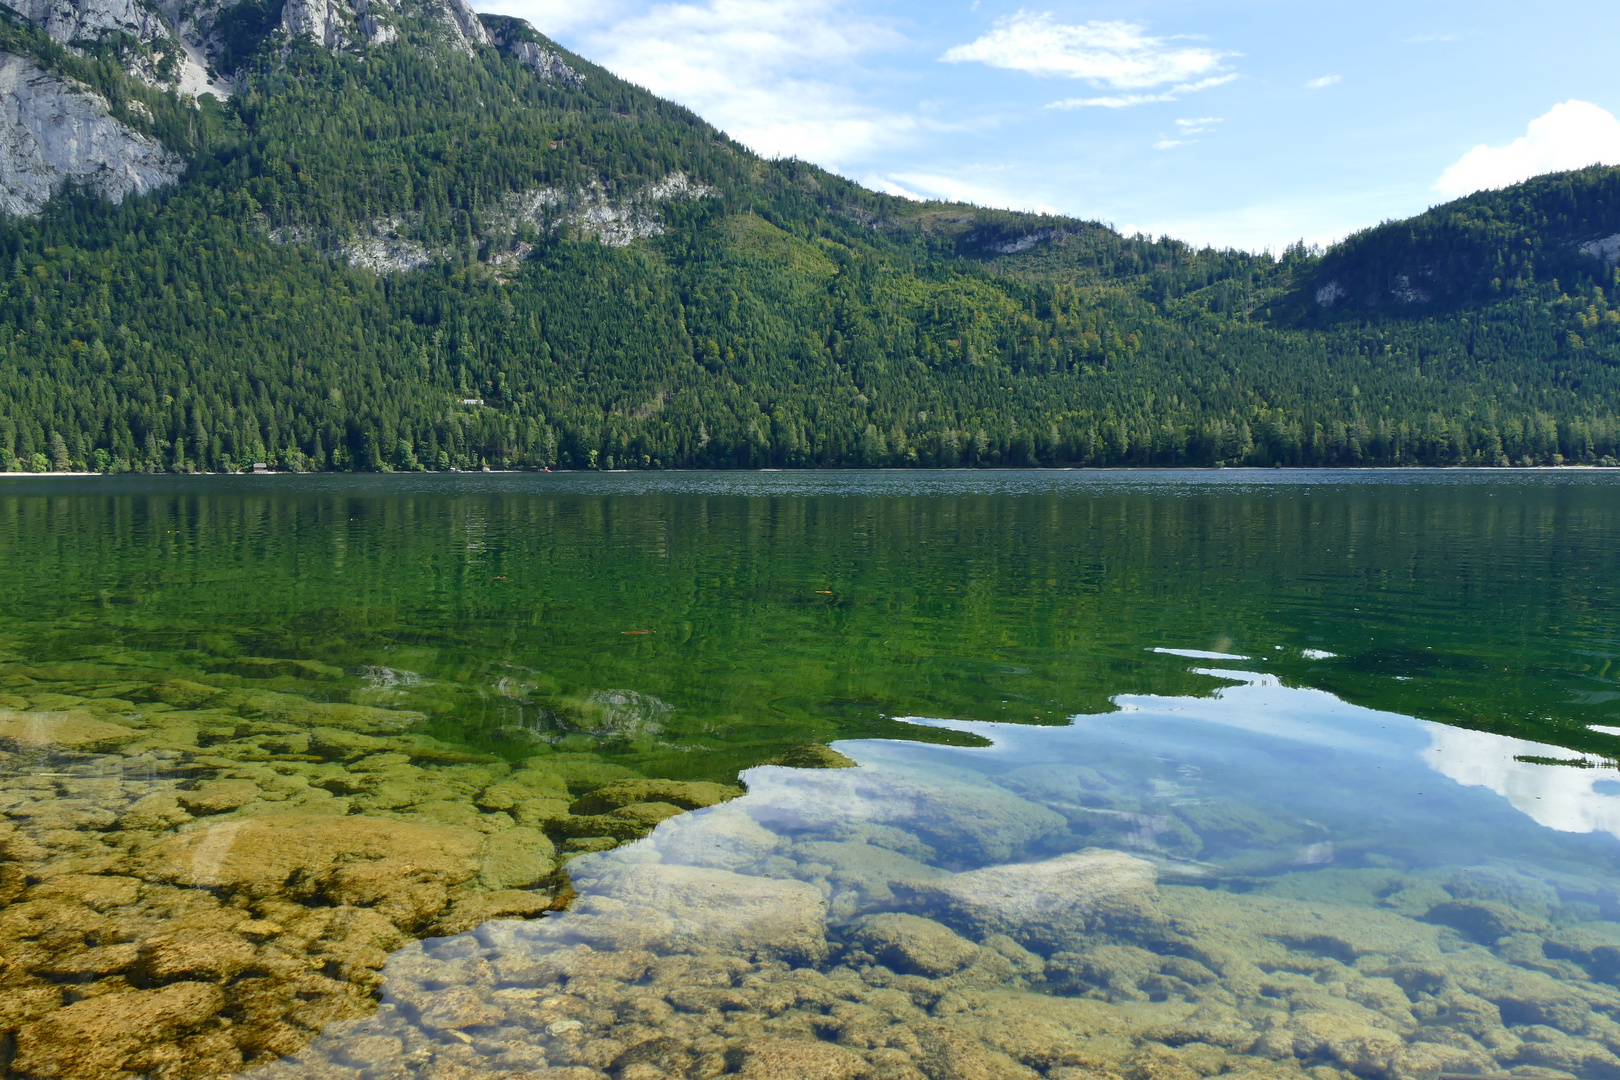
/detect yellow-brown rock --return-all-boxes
[569,777,741,815]
[10,982,226,1078]
[136,814,484,901]
[0,709,138,749]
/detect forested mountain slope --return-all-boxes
[1,0,1618,472]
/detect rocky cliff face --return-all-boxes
[10,0,172,49]
[13,0,230,98]
[0,0,580,218]
[480,15,583,84]
[275,0,488,55]
[0,51,185,217]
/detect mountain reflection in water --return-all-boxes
[259,668,1620,1080]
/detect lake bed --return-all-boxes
[2,471,1618,1080]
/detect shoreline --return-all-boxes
[2,463,1619,480]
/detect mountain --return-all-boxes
[0,0,1618,472]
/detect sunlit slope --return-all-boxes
[0,4,1618,471]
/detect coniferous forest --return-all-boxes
[3,6,1620,473]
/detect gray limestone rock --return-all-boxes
[0,52,184,218]
[11,0,171,48]
[280,0,354,50]
[507,40,582,85]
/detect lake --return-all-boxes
[2,469,1619,1080]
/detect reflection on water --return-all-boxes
[259,668,1620,1080]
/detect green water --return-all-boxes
[2,469,1617,769]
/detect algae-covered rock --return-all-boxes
[568,776,741,813]
[848,913,980,977]
[434,889,560,936]
[237,690,421,732]
[307,726,395,760]
[10,982,226,1078]
[542,755,643,794]
[735,1037,874,1078]
[177,778,261,814]
[509,796,574,827]
[476,768,571,810]
[1424,898,1551,942]
[789,838,948,908]
[479,826,557,889]
[749,764,1066,865]
[136,930,259,981]
[553,861,829,963]
[903,849,1161,948]
[763,744,859,769]
[136,815,484,905]
[149,679,230,709]
[651,804,782,871]
[0,708,138,749]
[120,791,193,830]
[609,800,686,826]
[914,1022,1042,1080]
[211,657,344,681]
[1254,1008,1407,1074]
[549,812,657,841]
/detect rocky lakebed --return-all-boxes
[6,660,1620,1080]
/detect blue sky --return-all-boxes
[474,0,1620,253]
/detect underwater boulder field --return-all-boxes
[2,470,1620,1080]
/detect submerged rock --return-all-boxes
[764,743,861,769]
[568,776,741,815]
[0,707,138,749]
[902,848,1162,948]
[11,982,227,1078]
[848,912,981,977]
[549,860,830,963]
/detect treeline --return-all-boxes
[1,12,1619,473]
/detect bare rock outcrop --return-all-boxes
[280,0,355,50]
[9,0,172,49]
[0,51,184,217]
[508,40,582,84]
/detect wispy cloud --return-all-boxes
[488,0,922,166]
[878,170,1059,213]
[1436,100,1620,198]
[865,175,925,200]
[1156,116,1221,150]
[1045,74,1235,110]
[942,11,1230,88]
[1305,74,1340,89]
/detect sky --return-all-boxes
[472,0,1620,253]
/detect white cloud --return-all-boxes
[1436,100,1620,199]
[1305,74,1340,89]
[942,11,1228,88]
[1423,725,1620,838]
[1157,116,1220,149]
[484,0,921,166]
[865,175,925,200]
[1122,189,1390,253]
[881,171,1058,213]
[1045,74,1235,110]
[477,0,631,36]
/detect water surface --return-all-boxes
[3,469,1620,1080]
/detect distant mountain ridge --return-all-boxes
[0,3,1617,472]
[1300,168,1620,315]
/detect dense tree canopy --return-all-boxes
[2,7,1619,473]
